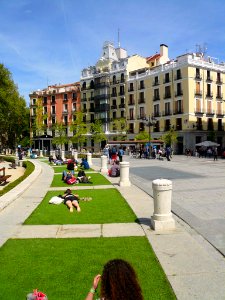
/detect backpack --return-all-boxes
[67,177,76,184]
[27,290,48,300]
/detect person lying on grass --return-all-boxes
[61,188,81,213]
[85,259,143,300]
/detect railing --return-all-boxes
[206,110,215,116]
[128,87,134,92]
[152,81,159,86]
[111,93,117,97]
[128,102,135,106]
[174,109,183,115]
[216,79,223,84]
[94,82,110,89]
[206,77,213,82]
[174,75,182,80]
[81,98,87,102]
[175,90,183,97]
[153,112,161,117]
[194,90,202,96]
[153,95,160,101]
[111,105,117,109]
[94,94,110,100]
[163,79,170,84]
[138,99,145,104]
[206,92,213,98]
[164,93,171,99]
[162,111,172,116]
[119,91,125,96]
[89,108,95,112]
[119,103,125,108]
[88,97,95,101]
[194,110,204,115]
[138,85,145,90]
[195,75,202,80]
[216,93,223,99]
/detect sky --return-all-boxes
[1,0,225,105]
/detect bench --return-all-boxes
[0,167,12,185]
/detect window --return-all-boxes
[120,85,124,95]
[82,82,86,89]
[217,85,221,98]
[176,69,181,80]
[64,104,68,112]
[207,70,211,80]
[139,92,144,103]
[176,118,182,130]
[217,73,221,83]
[154,104,159,117]
[154,89,160,100]
[121,111,125,118]
[165,102,170,115]
[154,76,159,85]
[165,73,170,83]
[32,98,36,105]
[196,68,200,78]
[129,82,134,91]
[113,75,116,84]
[121,73,124,83]
[165,86,171,98]
[129,94,134,104]
[140,107,145,118]
[52,106,55,114]
[43,97,47,105]
[140,80,145,89]
[64,94,68,100]
[51,95,55,103]
[129,108,134,120]
[113,111,116,119]
[72,93,77,100]
[207,84,211,96]
[52,117,55,124]
[113,99,116,105]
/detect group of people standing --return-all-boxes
[103,145,124,163]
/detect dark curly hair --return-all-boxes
[100,259,143,300]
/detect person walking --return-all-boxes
[213,147,218,161]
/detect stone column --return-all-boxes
[86,152,93,166]
[74,151,78,161]
[100,155,108,173]
[119,161,131,187]
[39,150,43,157]
[50,150,54,157]
[53,151,56,160]
[151,179,175,231]
[61,150,65,161]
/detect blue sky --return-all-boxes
[1,0,225,105]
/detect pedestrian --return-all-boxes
[213,147,218,161]
[118,147,124,162]
[166,146,171,161]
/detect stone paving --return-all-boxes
[1,157,225,299]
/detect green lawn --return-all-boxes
[52,165,95,173]
[0,237,176,300]
[51,173,111,187]
[24,189,136,224]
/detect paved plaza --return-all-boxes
[0,156,225,299]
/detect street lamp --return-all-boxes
[143,115,157,158]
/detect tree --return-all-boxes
[90,119,107,150]
[0,63,28,150]
[134,131,149,141]
[70,111,87,151]
[110,118,128,141]
[52,122,68,150]
[161,128,177,147]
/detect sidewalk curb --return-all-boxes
[0,160,42,212]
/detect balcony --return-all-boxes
[162,110,172,116]
[138,85,145,90]
[153,95,160,101]
[111,92,117,97]
[195,74,202,80]
[94,94,110,100]
[174,75,182,80]
[94,82,110,89]
[119,103,125,109]
[195,90,202,96]
[163,79,170,84]
[216,112,224,118]
[111,104,117,109]
[95,104,110,112]
[216,93,223,100]
[206,92,213,98]
[88,96,95,101]
[119,91,125,96]
[194,110,204,116]
[175,90,183,97]
[152,81,159,86]
[137,115,146,120]
[206,110,215,116]
[82,108,87,113]
[216,79,223,85]
[89,107,95,112]
[138,98,145,104]
[153,112,161,117]
[164,93,171,99]
[174,109,183,115]
[128,87,134,92]
[63,98,68,102]
[206,77,213,82]
[81,98,87,102]
[127,116,135,120]
[128,101,135,106]
[72,97,77,102]
[62,110,68,115]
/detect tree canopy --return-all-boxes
[0,63,29,149]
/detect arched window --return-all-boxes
[82,82,86,90]
[90,80,94,89]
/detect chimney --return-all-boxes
[160,44,169,64]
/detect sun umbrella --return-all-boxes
[195,141,220,147]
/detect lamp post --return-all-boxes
[144,115,156,158]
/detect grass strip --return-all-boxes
[0,161,34,197]
[24,189,136,225]
[51,173,111,187]
[51,165,94,172]
[0,237,176,300]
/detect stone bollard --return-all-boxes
[100,155,108,173]
[151,179,176,231]
[61,150,65,161]
[50,150,54,158]
[39,150,43,157]
[86,152,93,166]
[53,151,57,160]
[15,157,19,166]
[74,151,78,161]
[119,161,131,187]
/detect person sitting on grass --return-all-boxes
[62,171,77,185]
[61,188,81,213]
[85,259,143,300]
[80,157,90,169]
[77,169,92,183]
[108,160,120,177]
[67,158,76,175]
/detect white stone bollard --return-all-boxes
[119,161,131,187]
[74,151,78,161]
[15,157,19,166]
[50,150,54,158]
[86,152,93,166]
[39,150,43,157]
[61,150,65,161]
[100,155,108,173]
[53,151,57,160]
[151,179,176,231]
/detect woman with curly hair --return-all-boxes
[85,259,143,300]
